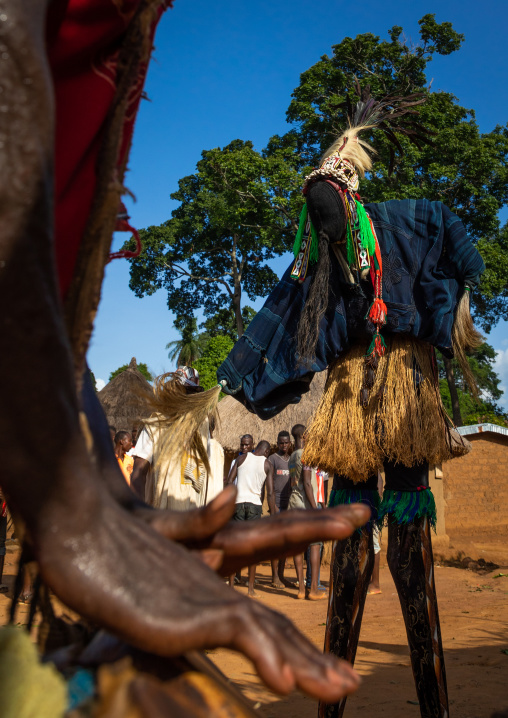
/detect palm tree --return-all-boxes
[166,317,207,366]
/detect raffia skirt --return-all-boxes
[302,336,457,483]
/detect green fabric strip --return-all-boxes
[378,489,437,531]
[292,204,308,259]
[346,222,356,266]
[328,488,380,529]
[355,200,376,256]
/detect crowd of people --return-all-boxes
[106,368,361,603]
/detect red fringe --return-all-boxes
[374,334,386,356]
[108,201,143,262]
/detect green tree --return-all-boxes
[109,362,152,382]
[126,139,302,338]
[166,316,208,366]
[89,369,97,392]
[438,343,508,427]
[199,306,256,341]
[193,335,234,394]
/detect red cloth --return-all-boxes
[47,0,170,298]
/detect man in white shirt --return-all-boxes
[226,440,275,596]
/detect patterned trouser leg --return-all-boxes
[318,527,375,718]
[387,516,449,718]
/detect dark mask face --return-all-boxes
[295,179,349,367]
[305,181,347,245]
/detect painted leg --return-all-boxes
[387,517,448,718]
[319,527,374,718]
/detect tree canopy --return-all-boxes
[199,306,256,342]
[193,335,234,394]
[127,139,302,337]
[109,362,152,383]
[166,316,208,366]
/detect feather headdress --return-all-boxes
[320,80,434,177]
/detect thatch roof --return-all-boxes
[215,372,327,452]
[98,357,153,432]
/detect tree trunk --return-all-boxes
[233,289,244,338]
[443,356,463,426]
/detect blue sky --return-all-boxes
[88,0,508,407]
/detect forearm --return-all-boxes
[0,0,90,528]
[131,460,150,500]
[303,479,317,510]
[267,491,276,515]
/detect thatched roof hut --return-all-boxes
[98,357,153,432]
[215,372,327,452]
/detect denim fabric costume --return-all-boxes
[217,199,485,419]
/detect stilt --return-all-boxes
[319,527,374,718]
[387,516,449,718]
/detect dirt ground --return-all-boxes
[1,547,508,718]
[209,560,508,718]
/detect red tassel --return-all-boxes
[374,334,386,357]
[368,298,387,325]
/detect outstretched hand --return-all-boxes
[141,486,370,575]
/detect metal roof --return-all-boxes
[456,423,508,438]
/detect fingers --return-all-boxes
[196,548,224,572]
[147,485,237,543]
[213,503,370,576]
[233,602,360,701]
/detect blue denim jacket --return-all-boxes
[217,199,485,419]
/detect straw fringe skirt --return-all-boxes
[302,337,453,482]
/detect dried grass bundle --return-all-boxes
[302,337,453,482]
[452,290,484,398]
[142,374,220,476]
[321,125,376,178]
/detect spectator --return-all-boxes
[368,472,384,595]
[225,434,254,485]
[114,430,134,484]
[131,423,140,447]
[288,426,326,600]
[268,430,292,588]
[226,440,275,596]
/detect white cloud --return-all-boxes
[493,348,508,411]
[96,378,106,391]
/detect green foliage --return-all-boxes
[475,222,508,331]
[193,335,234,394]
[89,370,97,392]
[166,316,207,366]
[109,362,152,383]
[200,306,256,341]
[438,344,508,426]
[126,139,303,336]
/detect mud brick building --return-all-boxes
[433,423,508,565]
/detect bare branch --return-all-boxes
[163,261,234,297]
